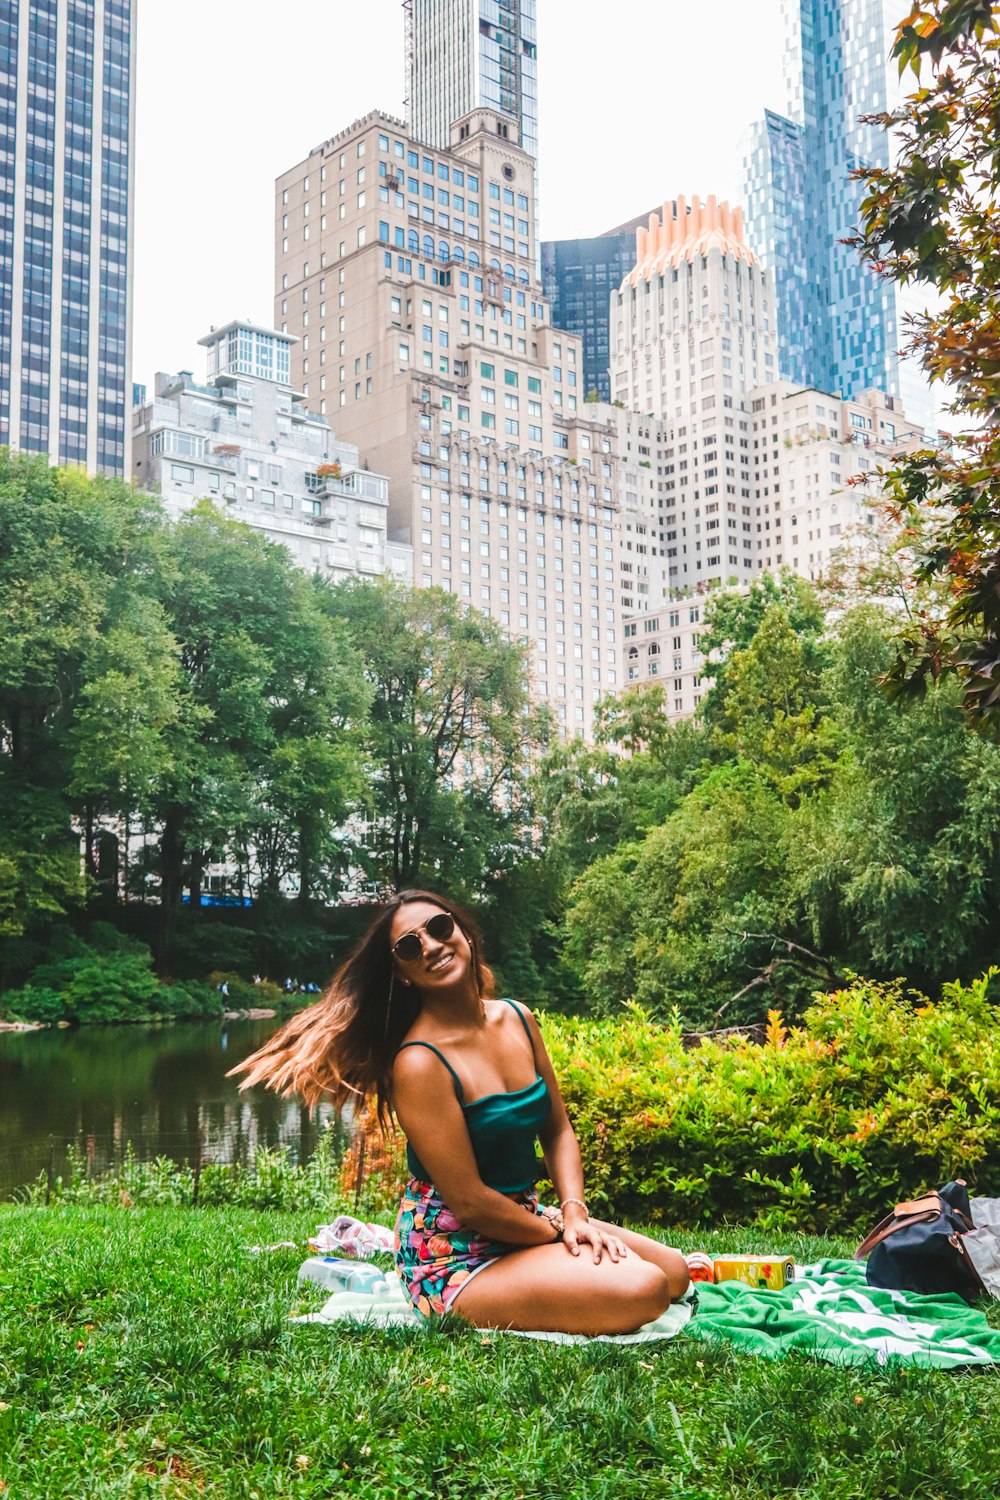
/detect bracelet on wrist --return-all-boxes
[560,1197,588,1217]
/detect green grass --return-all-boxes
[1,1206,999,1499]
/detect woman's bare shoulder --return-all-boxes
[391,1038,449,1087]
[495,996,540,1030]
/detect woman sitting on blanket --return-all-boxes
[233,890,689,1334]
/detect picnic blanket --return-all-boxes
[292,1270,693,1345]
[684,1258,1000,1369]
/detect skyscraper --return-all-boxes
[742,0,933,428]
[541,222,642,404]
[0,0,135,475]
[407,0,538,162]
[610,196,777,593]
[275,105,624,737]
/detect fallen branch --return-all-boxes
[714,932,845,1022]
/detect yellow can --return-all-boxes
[712,1255,795,1290]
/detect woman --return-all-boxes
[233,890,689,1334]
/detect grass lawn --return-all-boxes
[1,1206,999,1499]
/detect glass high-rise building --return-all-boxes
[742,0,933,428]
[407,0,538,160]
[0,0,136,475]
[542,227,638,405]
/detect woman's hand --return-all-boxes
[562,1215,628,1264]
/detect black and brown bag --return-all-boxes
[855,1179,987,1302]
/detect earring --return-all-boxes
[383,971,396,1043]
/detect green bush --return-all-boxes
[539,970,1000,1233]
[167,920,257,979]
[2,984,66,1024]
[59,948,161,1022]
[208,971,286,1009]
[158,978,221,1020]
[6,928,223,1024]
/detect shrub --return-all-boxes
[539,971,1000,1233]
[59,948,161,1022]
[158,978,222,1020]
[208,971,286,1010]
[167,920,256,980]
[9,930,225,1024]
[337,1104,408,1217]
[2,984,65,1024]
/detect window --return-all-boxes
[170,464,194,484]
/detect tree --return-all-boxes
[562,762,802,1023]
[709,604,840,802]
[791,605,1000,987]
[850,0,1000,721]
[150,504,368,943]
[698,572,827,722]
[0,454,180,937]
[534,686,714,889]
[326,578,541,894]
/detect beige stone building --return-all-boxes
[610,196,778,596]
[610,199,927,721]
[622,380,925,712]
[623,596,710,719]
[599,405,668,616]
[274,107,623,736]
[750,383,924,579]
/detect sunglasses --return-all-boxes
[391,911,456,963]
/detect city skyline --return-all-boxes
[133,0,785,387]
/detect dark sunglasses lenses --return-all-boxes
[394,912,455,962]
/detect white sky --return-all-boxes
[133,0,786,387]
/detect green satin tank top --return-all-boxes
[397,998,551,1194]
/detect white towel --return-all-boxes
[291,1274,692,1344]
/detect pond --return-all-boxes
[0,1018,340,1200]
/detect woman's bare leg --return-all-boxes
[448,1243,673,1335]
[588,1217,690,1300]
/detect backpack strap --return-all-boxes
[395,1041,465,1103]
[855,1204,940,1260]
[855,1191,976,1261]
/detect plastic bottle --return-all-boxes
[297,1256,392,1295]
[685,1251,715,1284]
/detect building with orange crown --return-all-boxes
[610,195,777,596]
[606,195,926,721]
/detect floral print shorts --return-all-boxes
[394,1176,553,1320]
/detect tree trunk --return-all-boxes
[84,802,97,881]
[158,806,187,963]
[189,846,204,912]
[298,819,312,906]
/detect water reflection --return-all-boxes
[0,1019,340,1197]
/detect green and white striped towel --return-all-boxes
[684,1258,1000,1369]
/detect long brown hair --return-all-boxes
[228,889,494,1128]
